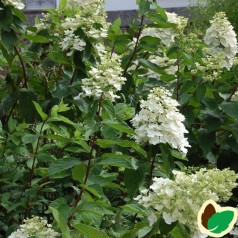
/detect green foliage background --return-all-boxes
[189,0,238,34]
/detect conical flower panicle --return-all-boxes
[131,87,190,157]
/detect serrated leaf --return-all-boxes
[138,58,163,74]
[121,204,148,216]
[220,101,238,120]
[49,51,70,65]
[208,211,235,234]
[22,134,39,144]
[59,0,67,10]
[19,89,37,122]
[104,122,136,135]
[170,222,190,238]
[124,160,149,199]
[198,129,215,156]
[12,7,28,22]
[196,84,206,102]
[0,6,13,30]
[96,153,136,169]
[26,35,50,43]
[49,207,71,238]
[33,101,48,120]
[1,29,17,51]
[73,223,109,238]
[48,158,80,177]
[72,163,86,183]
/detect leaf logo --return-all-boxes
[197,200,238,237]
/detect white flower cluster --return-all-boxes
[59,0,110,56]
[231,90,238,101]
[59,29,86,56]
[131,87,190,157]
[142,12,188,46]
[80,44,126,101]
[135,168,238,238]
[204,12,238,70]
[8,216,60,238]
[3,0,24,9]
[192,50,225,81]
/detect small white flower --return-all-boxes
[163,212,177,224]
[8,216,60,238]
[148,213,158,226]
[4,0,25,9]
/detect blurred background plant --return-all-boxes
[189,0,238,35]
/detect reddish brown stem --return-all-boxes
[14,45,28,89]
[123,15,144,75]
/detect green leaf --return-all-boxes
[33,101,48,120]
[101,100,115,120]
[137,0,151,16]
[160,144,175,177]
[146,12,175,28]
[1,29,17,51]
[73,223,109,238]
[208,211,235,234]
[80,184,102,198]
[115,103,135,120]
[0,41,13,65]
[48,157,81,177]
[19,89,37,123]
[59,0,67,9]
[109,17,122,35]
[124,160,149,199]
[58,101,71,112]
[198,129,215,156]
[196,84,206,102]
[159,218,177,235]
[0,6,13,30]
[155,5,168,20]
[139,36,161,52]
[96,139,146,157]
[22,134,39,144]
[220,101,238,120]
[104,122,136,135]
[96,139,117,148]
[117,140,147,157]
[12,7,28,22]
[170,222,190,238]
[96,153,137,169]
[138,58,163,74]
[121,204,148,216]
[49,207,71,238]
[49,51,70,65]
[26,35,50,43]
[43,133,70,142]
[72,163,86,183]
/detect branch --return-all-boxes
[68,94,103,223]
[227,85,238,102]
[24,119,47,218]
[14,45,28,89]
[123,15,144,75]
